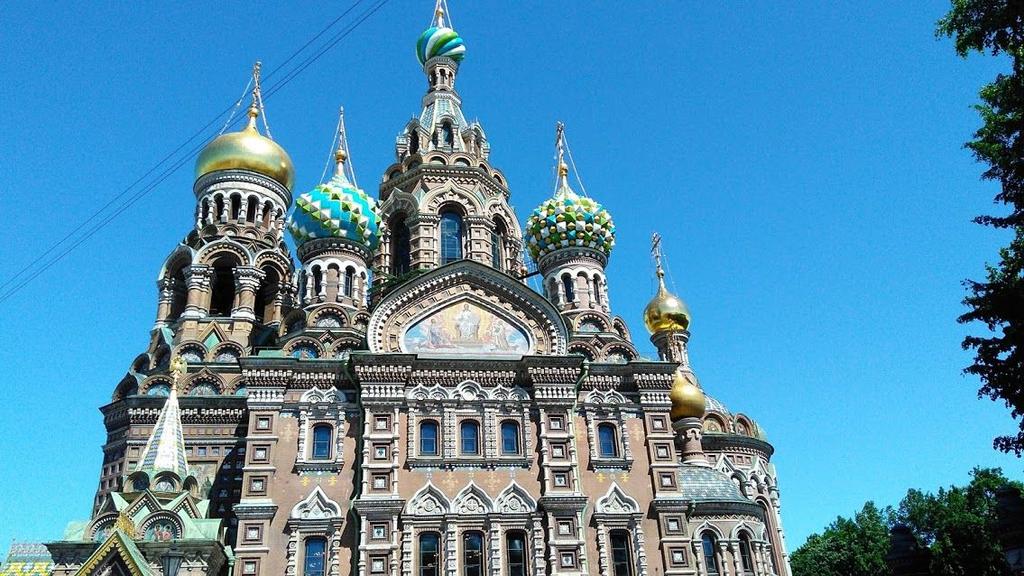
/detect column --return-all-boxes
[154,277,177,325]
[181,265,213,319]
[232,266,264,321]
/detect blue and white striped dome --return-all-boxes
[416,25,466,65]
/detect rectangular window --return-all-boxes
[549,415,564,431]
[252,445,270,463]
[650,416,666,431]
[375,416,390,431]
[197,447,207,456]
[610,530,633,576]
[665,516,683,534]
[241,560,258,576]
[372,473,389,491]
[370,557,386,574]
[506,532,526,576]
[553,472,569,488]
[658,472,677,489]
[373,444,389,460]
[371,523,388,540]
[670,547,688,566]
[255,416,271,431]
[557,519,573,537]
[304,538,326,576]
[559,551,576,568]
[460,421,480,455]
[311,425,332,459]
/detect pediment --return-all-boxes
[367,260,567,357]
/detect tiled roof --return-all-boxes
[0,543,52,576]
[679,466,749,503]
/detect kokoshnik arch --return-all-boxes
[39,4,793,576]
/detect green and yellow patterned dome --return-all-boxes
[287,150,380,250]
[525,162,616,261]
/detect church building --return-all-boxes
[43,4,792,576]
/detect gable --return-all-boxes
[367,260,567,357]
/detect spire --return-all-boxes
[331,107,355,187]
[245,61,272,138]
[652,232,669,294]
[433,0,446,27]
[554,122,572,198]
[134,357,189,479]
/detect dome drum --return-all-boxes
[296,236,373,264]
[194,170,292,210]
[536,246,608,276]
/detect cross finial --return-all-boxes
[335,107,348,167]
[651,232,665,280]
[433,0,446,27]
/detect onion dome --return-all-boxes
[526,161,616,261]
[416,6,465,65]
[670,369,706,421]
[644,266,691,334]
[288,148,380,250]
[196,103,295,190]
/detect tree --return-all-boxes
[937,0,1024,455]
[790,502,890,576]
[791,468,1018,576]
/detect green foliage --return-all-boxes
[791,468,1018,576]
[790,502,890,576]
[937,0,1024,455]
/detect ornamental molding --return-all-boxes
[194,169,291,208]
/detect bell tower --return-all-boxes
[374,2,523,295]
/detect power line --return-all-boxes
[0,0,390,307]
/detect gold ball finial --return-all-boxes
[558,162,569,177]
[670,369,706,421]
[336,148,348,163]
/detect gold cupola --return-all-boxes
[195,64,294,190]
[669,368,706,421]
[643,238,691,334]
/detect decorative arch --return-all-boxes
[494,482,536,514]
[367,259,568,356]
[138,511,184,542]
[451,482,493,515]
[692,521,726,540]
[194,237,253,267]
[596,483,640,514]
[290,485,342,520]
[405,482,450,516]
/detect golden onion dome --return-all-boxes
[670,369,706,421]
[644,270,691,334]
[195,105,295,190]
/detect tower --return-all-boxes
[374,2,523,290]
[525,124,638,362]
[644,233,693,366]
[286,110,381,353]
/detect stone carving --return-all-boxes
[290,486,342,520]
[597,483,640,514]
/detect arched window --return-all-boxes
[501,421,520,455]
[167,266,187,321]
[230,194,241,221]
[409,131,420,155]
[209,257,236,316]
[609,530,633,576]
[463,531,484,576]
[253,266,279,324]
[201,198,211,223]
[215,195,225,222]
[739,533,754,573]
[418,532,440,576]
[561,274,575,303]
[390,214,411,275]
[460,420,479,455]
[420,421,439,456]
[311,424,331,460]
[262,201,274,228]
[304,537,327,576]
[343,266,355,298]
[597,423,618,458]
[701,532,720,575]
[312,266,324,297]
[440,211,463,265]
[593,275,602,305]
[505,532,527,576]
[246,196,258,223]
[441,122,454,147]
[491,218,506,272]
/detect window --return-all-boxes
[371,523,388,540]
[463,531,484,576]
[549,415,564,430]
[460,420,480,455]
[343,267,355,298]
[553,472,569,488]
[609,530,632,576]
[370,557,386,574]
[419,532,440,576]
[654,444,671,460]
[249,477,266,495]
[373,444,389,460]
[501,421,520,455]
[440,211,464,264]
[304,537,326,576]
[559,551,576,568]
[244,525,261,542]
[311,425,331,460]
[557,519,573,536]
[598,423,618,457]
[391,215,411,275]
[372,473,389,490]
[375,415,390,431]
[420,421,439,456]
[551,443,566,459]
[561,274,574,303]
[491,218,507,272]
[505,532,526,576]
[593,275,602,305]
[665,516,683,534]
[255,416,271,431]
[701,533,719,575]
[739,533,754,573]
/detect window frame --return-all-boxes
[701,532,720,575]
[439,211,464,265]
[505,531,527,576]
[460,420,480,456]
[303,537,327,576]
[310,424,332,460]
[462,531,485,576]
[419,420,440,457]
[500,420,521,455]
[597,423,619,458]
[418,532,441,576]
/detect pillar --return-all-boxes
[231,266,264,321]
[181,265,212,319]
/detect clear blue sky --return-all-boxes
[0,0,1020,557]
